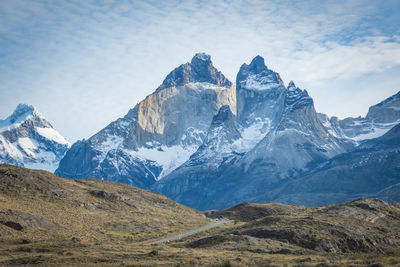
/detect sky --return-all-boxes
[1,0,400,142]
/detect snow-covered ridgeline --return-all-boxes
[0,104,70,172]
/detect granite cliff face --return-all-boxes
[56,53,236,186]
[0,104,70,172]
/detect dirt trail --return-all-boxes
[145,219,228,245]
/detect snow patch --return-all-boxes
[232,118,271,153]
[18,138,37,157]
[184,82,227,91]
[129,145,198,180]
[24,150,58,172]
[94,135,124,161]
[0,135,23,159]
[36,127,69,146]
[242,74,281,91]
[351,126,393,141]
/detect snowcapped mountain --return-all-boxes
[55,53,400,210]
[0,104,70,171]
[55,53,236,186]
[155,57,351,210]
[318,91,400,143]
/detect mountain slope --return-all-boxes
[55,53,236,187]
[0,104,69,172]
[271,123,400,206]
[0,164,210,266]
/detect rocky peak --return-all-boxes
[285,83,312,109]
[8,104,37,124]
[0,104,52,132]
[211,105,235,127]
[236,55,284,91]
[191,52,211,64]
[287,80,296,91]
[156,53,232,91]
[248,55,268,74]
[236,56,287,125]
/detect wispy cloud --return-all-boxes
[0,0,399,141]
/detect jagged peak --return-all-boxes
[288,80,296,91]
[156,53,232,91]
[250,55,267,68]
[237,55,285,91]
[192,52,211,62]
[13,103,35,115]
[285,85,313,109]
[0,104,52,134]
[239,55,268,74]
[7,104,41,124]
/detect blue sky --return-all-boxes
[1,0,400,142]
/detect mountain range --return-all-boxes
[1,53,399,210]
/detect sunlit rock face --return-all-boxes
[56,53,236,187]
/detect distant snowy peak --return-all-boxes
[157,53,232,91]
[0,104,47,132]
[319,90,400,142]
[0,104,70,172]
[237,55,284,91]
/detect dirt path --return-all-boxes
[145,219,228,245]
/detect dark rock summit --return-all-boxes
[157,53,232,91]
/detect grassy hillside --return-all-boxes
[1,164,400,266]
[0,164,210,266]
